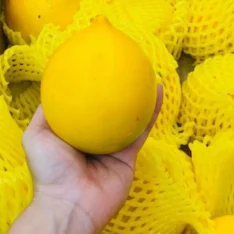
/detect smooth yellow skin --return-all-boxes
[214,215,234,233]
[5,0,80,41]
[41,17,157,155]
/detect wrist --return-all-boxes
[32,193,95,234]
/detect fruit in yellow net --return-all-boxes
[184,0,234,63]
[214,215,234,233]
[41,17,157,155]
[4,0,80,41]
[179,54,234,141]
[119,0,174,33]
[108,0,188,59]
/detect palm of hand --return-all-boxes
[23,86,162,232]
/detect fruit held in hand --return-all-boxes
[41,17,157,155]
[5,0,80,41]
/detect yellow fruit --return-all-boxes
[214,215,234,233]
[4,0,80,42]
[41,17,157,155]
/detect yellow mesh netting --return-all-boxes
[158,0,188,60]
[2,22,26,46]
[190,131,234,220]
[10,82,41,130]
[149,68,194,147]
[1,9,26,46]
[103,0,188,60]
[183,0,234,64]
[0,45,44,129]
[0,96,33,234]
[3,0,176,76]
[102,137,214,234]
[179,53,234,141]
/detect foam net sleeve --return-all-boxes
[10,82,41,130]
[3,45,45,83]
[1,12,27,46]
[102,137,214,234]
[2,0,188,60]
[156,0,188,60]
[149,68,194,147]
[0,45,45,129]
[104,0,188,60]
[190,131,234,220]
[0,97,33,234]
[178,53,234,142]
[183,0,234,63]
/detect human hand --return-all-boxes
[22,85,163,234]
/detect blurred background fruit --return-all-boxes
[177,53,195,83]
[4,0,80,43]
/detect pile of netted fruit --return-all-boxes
[1,0,234,234]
